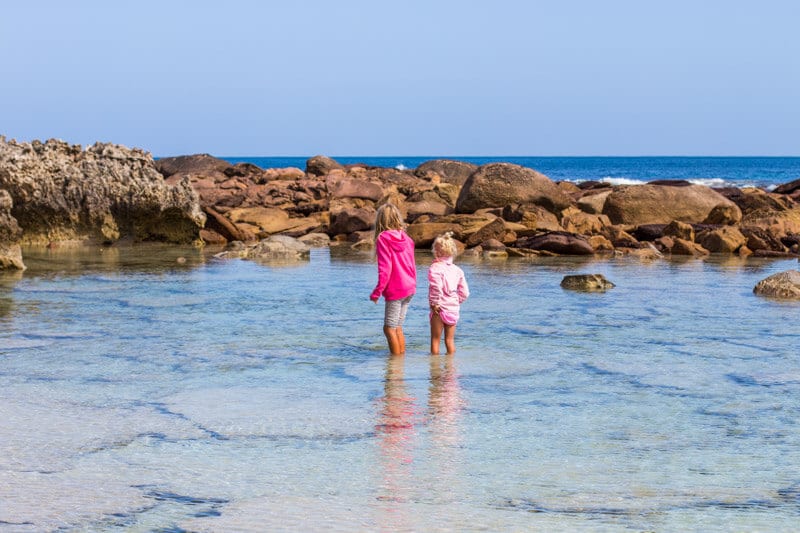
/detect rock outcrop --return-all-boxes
[155,153,800,260]
[0,137,205,245]
[7,137,800,262]
[0,189,24,269]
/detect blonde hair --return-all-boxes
[432,231,458,259]
[373,203,405,241]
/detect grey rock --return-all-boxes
[214,235,310,262]
[753,270,800,299]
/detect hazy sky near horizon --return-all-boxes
[2,0,798,157]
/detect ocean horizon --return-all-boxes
[216,155,800,191]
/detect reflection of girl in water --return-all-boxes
[375,355,416,529]
[377,355,416,435]
[428,354,465,446]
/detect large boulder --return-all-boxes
[602,183,741,226]
[455,163,572,214]
[753,270,800,299]
[415,159,477,186]
[0,137,205,244]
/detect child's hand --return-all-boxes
[371,296,379,304]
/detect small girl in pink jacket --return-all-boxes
[428,232,469,355]
[371,203,417,355]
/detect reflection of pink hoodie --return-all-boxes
[428,257,469,325]
[371,229,417,301]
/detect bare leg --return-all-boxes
[443,324,457,355]
[397,326,406,355]
[430,313,444,355]
[383,326,403,356]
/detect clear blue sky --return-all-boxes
[2,0,798,157]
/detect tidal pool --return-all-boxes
[1,244,799,531]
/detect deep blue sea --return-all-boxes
[223,156,800,190]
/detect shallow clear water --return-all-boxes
[1,245,800,532]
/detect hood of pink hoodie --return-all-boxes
[381,229,411,249]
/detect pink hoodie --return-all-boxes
[428,257,469,325]
[371,229,417,301]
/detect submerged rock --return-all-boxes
[214,235,310,262]
[560,274,615,292]
[753,270,800,299]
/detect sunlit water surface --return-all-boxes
[1,244,799,532]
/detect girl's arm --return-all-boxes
[428,269,443,308]
[370,236,393,300]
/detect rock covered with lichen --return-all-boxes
[0,189,24,269]
[0,136,205,246]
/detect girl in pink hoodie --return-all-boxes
[428,232,470,355]
[370,203,417,355]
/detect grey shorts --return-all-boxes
[384,295,413,328]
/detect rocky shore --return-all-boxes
[2,136,800,270]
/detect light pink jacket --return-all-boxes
[371,229,417,301]
[428,257,469,325]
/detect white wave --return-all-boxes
[394,163,407,171]
[599,176,647,186]
[688,178,727,187]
